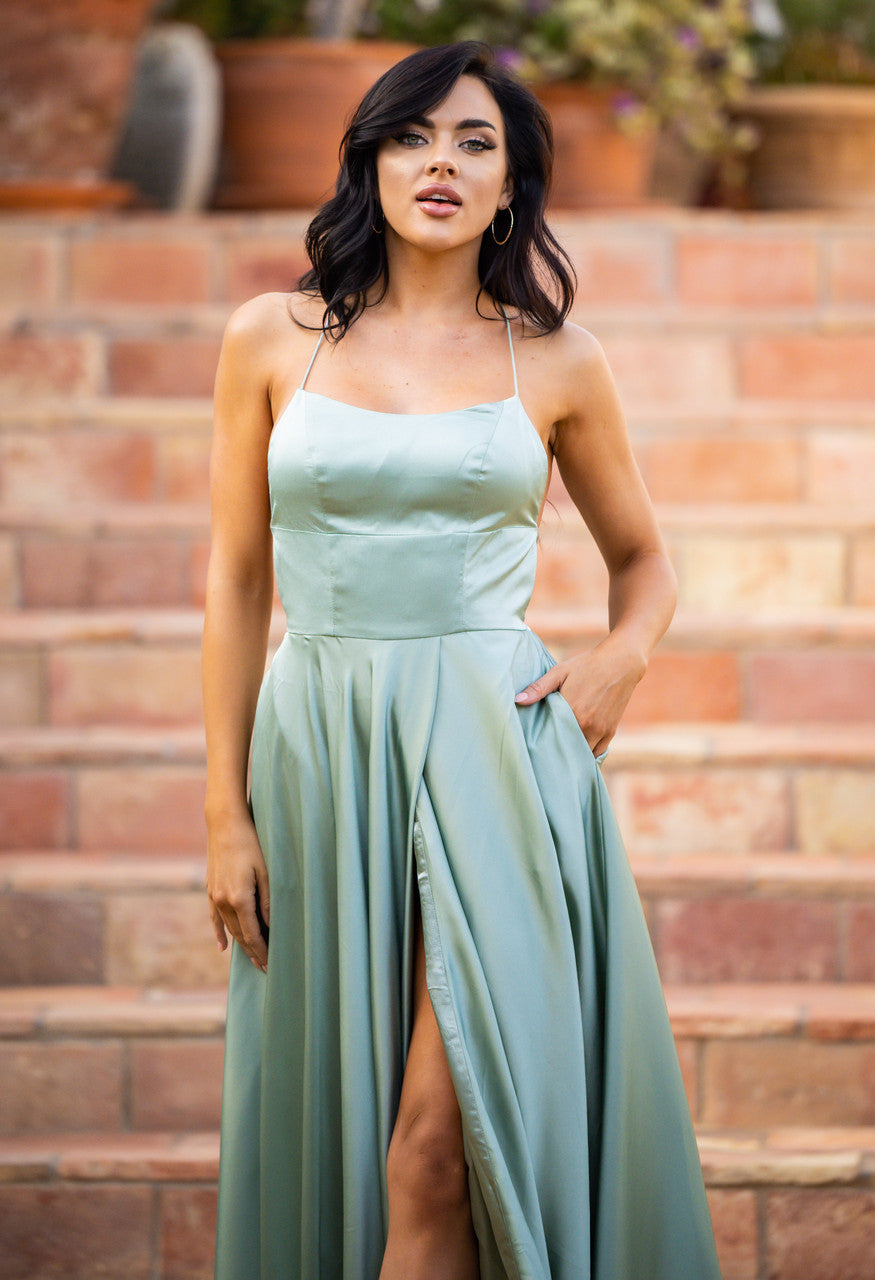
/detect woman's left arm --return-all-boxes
[514,327,678,758]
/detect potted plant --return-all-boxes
[0,0,159,207]
[743,0,875,209]
[161,0,416,207]
[374,0,757,208]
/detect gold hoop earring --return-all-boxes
[371,207,384,235]
[491,206,513,246]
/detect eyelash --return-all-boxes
[392,131,495,153]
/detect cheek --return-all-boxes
[376,155,411,208]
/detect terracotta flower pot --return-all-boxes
[534,82,658,209]
[0,0,158,187]
[742,85,875,211]
[213,38,418,210]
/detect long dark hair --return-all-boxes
[296,42,575,339]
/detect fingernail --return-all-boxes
[514,691,529,703]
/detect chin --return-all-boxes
[393,221,480,252]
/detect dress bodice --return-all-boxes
[266,324,550,639]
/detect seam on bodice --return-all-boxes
[461,399,510,619]
[299,389,336,632]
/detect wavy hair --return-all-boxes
[296,42,575,338]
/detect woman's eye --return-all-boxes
[461,137,495,153]
[393,131,426,147]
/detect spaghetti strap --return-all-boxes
[502,308,519,397]
[300,330,325,391]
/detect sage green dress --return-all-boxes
[214,317,722,1280]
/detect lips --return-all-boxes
[416,184,462,216]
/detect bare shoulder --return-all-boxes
[511,317,615,431]
[223,291,319,351]
[218,291,326,411]
[530,319,608,378]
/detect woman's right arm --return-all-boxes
[202,299,277,972]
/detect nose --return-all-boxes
[426,147,457,178]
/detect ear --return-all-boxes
[499,172,514,208]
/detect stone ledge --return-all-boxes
[0,1126,871,1187]
[2,394,874,432]
[4,299,875,331]
[3,849,874,897]
[0,1131,219,1184]
[542,502,875,533]
[3,722,875,768]
[4,499,874,535]
[5,604,875,651]
[2,982,874,1042]
[0,851,207,892]
[0,986,226,1039]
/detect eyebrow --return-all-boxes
[412,115,498,133]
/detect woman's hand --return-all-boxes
[515,634,646,759]
[207,809,271,972]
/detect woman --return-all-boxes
[203,41,722,1280]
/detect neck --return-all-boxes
[375,232,498,325]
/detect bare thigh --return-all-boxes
[389,886,467,1164]
[380,889,479,1275]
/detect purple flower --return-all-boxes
[495,46,525,73]
[526,0,551,14]
[677,25,701,50]
[611,91,642,115]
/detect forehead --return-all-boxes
[428,75,505,138]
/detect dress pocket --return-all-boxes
[548,687,609,766]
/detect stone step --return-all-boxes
[0,1126,871,1280]
[637,854,875,984]
[9,315,875,389]
[0,503,210,610]
[3,501,873,611]
[533,501,875,615]
[2,302,875,405]
[2,981,875,1133]
[2,396,874,509]
[1,850,873,989]
[0,853,222,989]
[0,988,226,1138]
[1,722,873,856]
[3,206,874,303]
[4,605,875,729]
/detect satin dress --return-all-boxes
[213,316,722,1280]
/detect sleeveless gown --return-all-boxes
[213,317,722,1280]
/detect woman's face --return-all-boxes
[375,74,513,253]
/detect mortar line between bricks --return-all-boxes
[97,893,110,984]
[36,648,49,728]
[121,1036,133,1131]
[150,1181,162,1280]
[756,1186,768,1280]
[67,761,80,852]
[836,899,849,982]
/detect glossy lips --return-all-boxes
[416,183,462,216]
